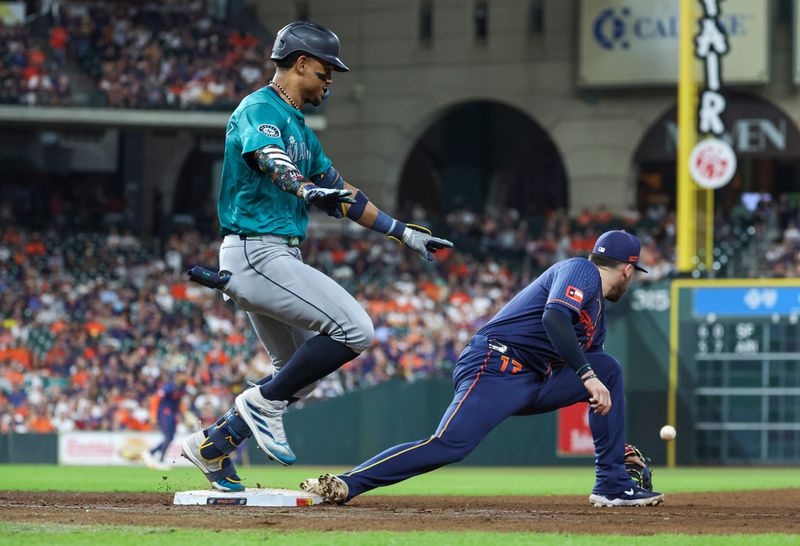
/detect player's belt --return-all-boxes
[467,335,546,376]
[236,234,302,247]
[468,334,508,354]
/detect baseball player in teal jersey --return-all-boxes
[180,21,452,492]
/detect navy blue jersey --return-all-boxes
[157,383,183,419]
[478,257,606,373]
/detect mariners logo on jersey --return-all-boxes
[257,124,281,138]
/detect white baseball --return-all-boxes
[660,425,676,441]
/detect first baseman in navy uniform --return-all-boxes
[180,21,452,492]
[302,230,665,507]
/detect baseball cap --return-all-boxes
[591,230,648,273]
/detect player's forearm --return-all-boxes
[253,146,312,197]
[338,182,406,239]
[542,307,591,375]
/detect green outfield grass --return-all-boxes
[1,524,798,546]
[0,464,799,495]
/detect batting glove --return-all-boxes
[322,202,346,219]
[394,223,453,262]
[301,185,355,209]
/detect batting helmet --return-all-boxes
[271,21,349,72]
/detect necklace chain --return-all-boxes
[270,81,299,110]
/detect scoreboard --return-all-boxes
[671,280,800,465]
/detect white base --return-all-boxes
[173,488,323,507]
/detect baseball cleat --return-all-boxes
[141,449,158,469]
[300,474,349,504]
[589,485,664,507]
[234,387,296,465]
[181,430,245,492]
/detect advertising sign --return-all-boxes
[579,0,769,86]
[59,432,192,466]
[693,287,800,317]
[557,403,594,456]
[689,137,737,189]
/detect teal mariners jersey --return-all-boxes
[217,86,332,237]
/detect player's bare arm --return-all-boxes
[323,179,454,262]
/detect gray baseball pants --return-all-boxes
[219,234,374,398]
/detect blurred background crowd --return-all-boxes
[1,190,798,434]
[1,0,269,109]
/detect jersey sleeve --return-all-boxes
[545,260,600,316]
[238,102,286,156]
[306,128,332,179]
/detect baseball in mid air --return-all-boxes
[660,425,677,441]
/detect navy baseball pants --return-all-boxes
[150,414,177,461]
[339,336,635,499]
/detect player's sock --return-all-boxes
[258,334,357,401]
[256,375,300,405]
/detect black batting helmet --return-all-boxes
[271,21,349,72]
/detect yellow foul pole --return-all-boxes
[677,0,697,273]
[671,0,700,470]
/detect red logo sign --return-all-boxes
[557,403,594,456]
[689,138,737,189]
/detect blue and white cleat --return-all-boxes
[181,431,245,492]
[589,485,664,507]
[234,387,296,466]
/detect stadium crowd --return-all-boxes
[1,195,798,434]
[0,21,72,106]
[1,0,271,109]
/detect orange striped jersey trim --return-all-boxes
[547,298,581,312]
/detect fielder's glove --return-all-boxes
[391,223,454,262]
[624,442,653,491]
[301,185,355,209]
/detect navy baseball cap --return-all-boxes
[591,230,648,272]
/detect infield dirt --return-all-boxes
[1,489,798,534]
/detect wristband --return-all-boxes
[582,373,598,383]
[576,363,593,376]
[373,210,406,239]
[345,190,369,221]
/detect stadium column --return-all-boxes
[138,131,194,239]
